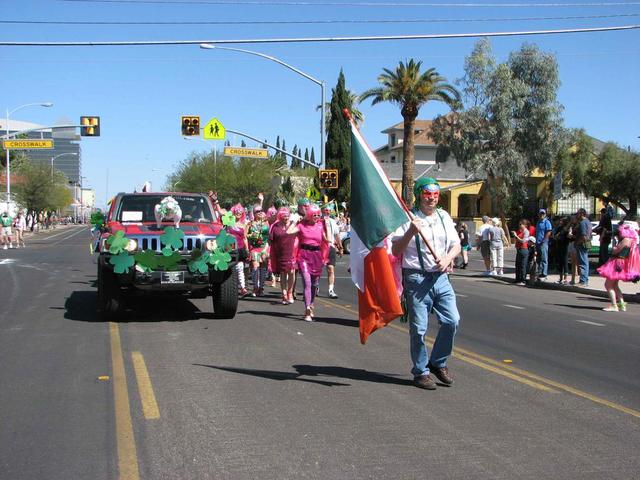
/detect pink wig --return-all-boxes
[230,203,246,222]
[618,224,639,242]
[267,206,278,218]
[305,204,321,222]
[276,207,290,222]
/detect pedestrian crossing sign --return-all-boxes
[203,118,226,140]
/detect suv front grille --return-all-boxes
[135,235,206,253]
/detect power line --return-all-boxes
[3,13,639,25]
[60,0,640,7]
[1,24,637,46]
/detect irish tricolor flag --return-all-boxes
[348,117,410,344]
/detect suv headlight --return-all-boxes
[125,239,138,252]
[204,239,217,251]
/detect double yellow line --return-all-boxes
[109,323,161,480]
[318,299,640,419]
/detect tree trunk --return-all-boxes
[401,112,418,206]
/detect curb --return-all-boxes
[452,272,640,304]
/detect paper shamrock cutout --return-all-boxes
[188,251,212,274]
[221,211,236,227]
[161,246,174,257]
[156,251,182,270]
[109,252,135,274]
[209,249,231,271]
[160,226,185,251]
[90,211,105,228]
[215,230,236,250]
[107,230,130,255]
[134,250,159,273]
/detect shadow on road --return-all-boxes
[547,303,606,311]
[195,363,411,387]
[64,290,216,323]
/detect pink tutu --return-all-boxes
[597,242,640,282]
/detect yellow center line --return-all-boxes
[109,322,140,480]
[317,299,640,418]
[132,351,161,420]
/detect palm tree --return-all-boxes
[360,59,460,205]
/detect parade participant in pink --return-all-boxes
[227,203,249,296]
[597,224,640,312]
[269,207,298,304]
[247,206,270,296]
[289,204,329,321]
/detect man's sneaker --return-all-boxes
[2,245,6,250]
[618,301,627,312]
[328,290,338,299]
[603,304,619,312]
[413,374,437,390]
[428,363,454,386]
[538,275,547,282]
[577,282,589,287]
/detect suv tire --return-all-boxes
[97,263,123,320]
[211,270,238,319]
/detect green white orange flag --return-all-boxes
[348,115,410,344]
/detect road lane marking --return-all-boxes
[456,294,468,298]
[51,227,88,245]
[109,323,140,480]
[503,304,525,310]
[317,299,640,418]
[577,320,606,327]
[132,351,160,420]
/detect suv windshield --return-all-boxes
[116,194,214,223]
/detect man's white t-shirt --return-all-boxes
[391,209,460,272]
[324,216,341,247]
[478,223,492,242]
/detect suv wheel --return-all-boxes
[97,263,123,319]
[342,238,350,254]
[211,271,238,319]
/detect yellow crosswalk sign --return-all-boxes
[203,118,225,140]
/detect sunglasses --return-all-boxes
[312,214,322,218]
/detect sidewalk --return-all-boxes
[455,248,640,304]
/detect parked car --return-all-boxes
[590,220,639,256]
[340,230,350,254]
[95,191,238,319]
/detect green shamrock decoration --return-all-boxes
[109,252,135,274]
[107,230,130,255]
[134,250,159,273]
[188,251,211,274]
[156,251,182,270]
[208,249,231,271]
[161,246,174,257]
[90,211,105,228]
[160,226,185,251]
[215,230,236,251]
[221,211,236,227]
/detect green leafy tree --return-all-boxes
[325,70,353,202]
[12,158,73,212]
[361,59,460,204]
[310,148,316,166]
[431,39,564,219]
[558,131,640,218]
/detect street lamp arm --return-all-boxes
[200,44,322,86]
[7,102,53,117]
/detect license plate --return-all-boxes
[161,271,184,284]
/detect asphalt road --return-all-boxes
[1,227,639,480]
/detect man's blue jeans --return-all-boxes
[403,270,460,377]
[577,245,589,284]
[537,242,549,277]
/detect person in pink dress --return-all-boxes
[596,223,640,312]
[227,203,249,296]
[289,204,329,321]
[269,207,298,305]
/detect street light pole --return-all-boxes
[50,152,78,179]
[199,44,326,169]
[5,102,53,212]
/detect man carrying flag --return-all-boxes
[391,178,461,390]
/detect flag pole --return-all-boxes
[343,108,440,262]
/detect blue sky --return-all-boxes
[1,0,639,209]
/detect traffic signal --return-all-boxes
[80,116,100,136]
[181,116,200,136]
[319,169,338,189]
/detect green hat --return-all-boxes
[297,198,310,206]
[413,177,440,206]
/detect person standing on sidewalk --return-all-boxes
[593,207,613,267]
[476,216,492,275]
[391,177,461,390]
[535,209,553,281]
[1,212,14,249]
[553,217,571,284]
[457,223,470,269]
[575,208,592,286]
[489,218,505,276]
[14,210,26,248]
[512,219,530,285]
[596,224,640,311]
